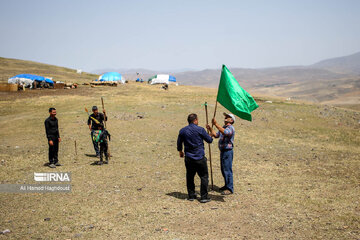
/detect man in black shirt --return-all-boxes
[44,107,61,168]
[87,106,107,157]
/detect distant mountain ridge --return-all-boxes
[174,51,360,104]
[312,51,360,74]
[90,52,360,104]
[1,51,359,105]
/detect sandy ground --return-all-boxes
[0,83,359,239]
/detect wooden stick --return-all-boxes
[101,97,107,128]
[205,102,214,190]
[75,140,77,156]
[101,97,110,159]
[213,100,218,118]
[211,100,218,128]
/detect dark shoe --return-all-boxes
[219,186,227,191]
[187,195,196,201]
[55,163,62,166]
[49,164,56,168]
[96,161,103,165]
[104,161,108,164]
[200,198,211,203]
[221,190,233,195]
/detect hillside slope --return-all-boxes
[312,51,360,74]
[0,57,98,84]
[0,83,359,239]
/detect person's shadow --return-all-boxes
[85,153,98,157]
[211,184,225,193]
[166,191,225,202]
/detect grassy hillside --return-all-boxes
[0,83,359,239]
[0,57,98,84]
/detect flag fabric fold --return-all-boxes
[216,65,259,121]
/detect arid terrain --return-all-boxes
[0,57,97,84]
[0,81,359,239]
[102,52,360,108]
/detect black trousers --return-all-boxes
[99,141,108,162]
[185,156,209,200]
[48,137,59,164]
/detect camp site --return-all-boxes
[0,1,359,240]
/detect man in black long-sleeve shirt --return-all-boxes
[87,106,107,157]
[44,107,61,168]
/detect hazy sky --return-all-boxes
[0,0,359,72]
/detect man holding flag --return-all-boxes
[207,113,236,195]
[206,64,259,195]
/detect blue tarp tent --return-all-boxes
[98,72,125,83]
[148,74,177,84]
[9,74,54,85]
[169,75,176,82]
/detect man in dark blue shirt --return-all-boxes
[177,113,213,203]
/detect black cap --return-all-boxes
[92,106,98,110]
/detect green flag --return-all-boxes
[216,65,259,121]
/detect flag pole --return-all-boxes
[211,65,221,125]
[211,100,218,128]
[204,102,214,190]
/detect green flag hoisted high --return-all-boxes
[217,65,259,121]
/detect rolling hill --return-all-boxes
[91,52,360,105]
[173,52,360,106]
[0,57,98,84]
[1,52,359,107]
[312,51,360,74]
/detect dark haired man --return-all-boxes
[207,113,236,195]
[44,108,61,168]
[88,106,107,157]
[177,113,213,203]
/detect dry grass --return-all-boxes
[0,57,97,84]
[0,82,359,239]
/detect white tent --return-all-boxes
[8,77,33,88]
[148,74,176,85]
